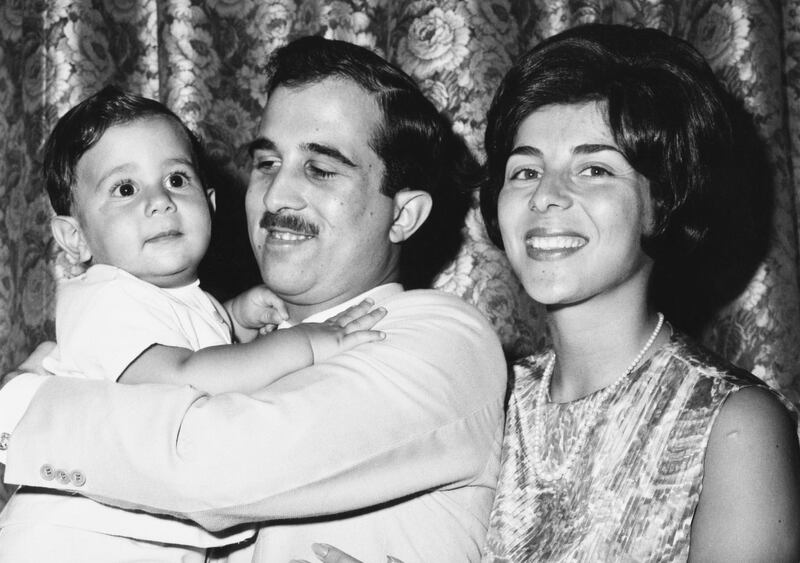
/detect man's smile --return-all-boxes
[265,228,315,242]
[259,211,320,240]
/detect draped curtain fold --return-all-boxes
[1,0,799,409]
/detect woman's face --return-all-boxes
[497,101,654,308]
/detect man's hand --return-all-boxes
[289,542,405,563]
[1,341,56,388]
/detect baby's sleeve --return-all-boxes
[56,278,193,381]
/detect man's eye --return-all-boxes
[308,165,335,179]
[166,172,190,188]
[112,182,136,197]
[254,157,279,172]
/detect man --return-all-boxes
[0,37,506,562]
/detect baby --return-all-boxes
[0,86,385,562]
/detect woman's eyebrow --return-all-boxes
[573,143,621,155]
[509,145,542,158]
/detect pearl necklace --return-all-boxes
[531,312,665,482]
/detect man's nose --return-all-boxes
[529,172,572,212]
[145,185,176,215]
[261,168,305,213]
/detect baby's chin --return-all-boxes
[135,265,200,289]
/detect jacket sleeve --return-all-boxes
[3,291,507,531]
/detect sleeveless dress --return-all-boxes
[482,331,797,562]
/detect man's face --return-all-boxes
[246,78,398,317]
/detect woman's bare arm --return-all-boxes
[690,386,800,561]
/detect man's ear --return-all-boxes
[50,216,92,264]
[389,190,433,243]
[206,188,216,213]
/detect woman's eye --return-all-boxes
[580,165,612,177]
[510,168,540,181]
[166,172,190,188]
[112,182,136,197]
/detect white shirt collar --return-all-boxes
[279,283,403,328]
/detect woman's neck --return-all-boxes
[546,294,668,403]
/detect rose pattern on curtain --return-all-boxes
[1,0,798,409]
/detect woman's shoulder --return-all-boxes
[663,331,765,390]
[664,330,798,428]
[692,370,800,560]
[652,336,800,559]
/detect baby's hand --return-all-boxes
[228,284,288,332]
[300,299,387,363]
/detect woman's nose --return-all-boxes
[529,172,572,212]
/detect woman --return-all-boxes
[305,24,800,563]
[477,23,799,561]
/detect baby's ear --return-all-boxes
[50,216,91,264]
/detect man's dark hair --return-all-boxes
[43,85,209,216]
[480,24,764,331]
[265,36,477,289]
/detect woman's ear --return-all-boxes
[389,190,433,243]
[50,216,92,264]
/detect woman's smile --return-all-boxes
[525,229,588,260]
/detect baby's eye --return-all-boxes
[112,181,136,197]
[166,172,190,188]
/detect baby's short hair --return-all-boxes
[44,85,207,216]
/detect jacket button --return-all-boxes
[40,464,55,481]
[55,469,70,485]
[70,470,86,487]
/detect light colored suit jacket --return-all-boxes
[4,285,507,562]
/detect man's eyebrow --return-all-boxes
[248,137,276,157]
[303,142,357,168]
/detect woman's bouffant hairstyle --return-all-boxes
[44,85,209,216]
[480,24,736,265]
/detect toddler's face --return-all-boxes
[71,116,212,288]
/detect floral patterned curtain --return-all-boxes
[1,0,799,412]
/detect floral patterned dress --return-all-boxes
[482,332,797,562]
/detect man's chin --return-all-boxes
[258,265,314,294]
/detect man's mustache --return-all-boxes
[259,212,320,236]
